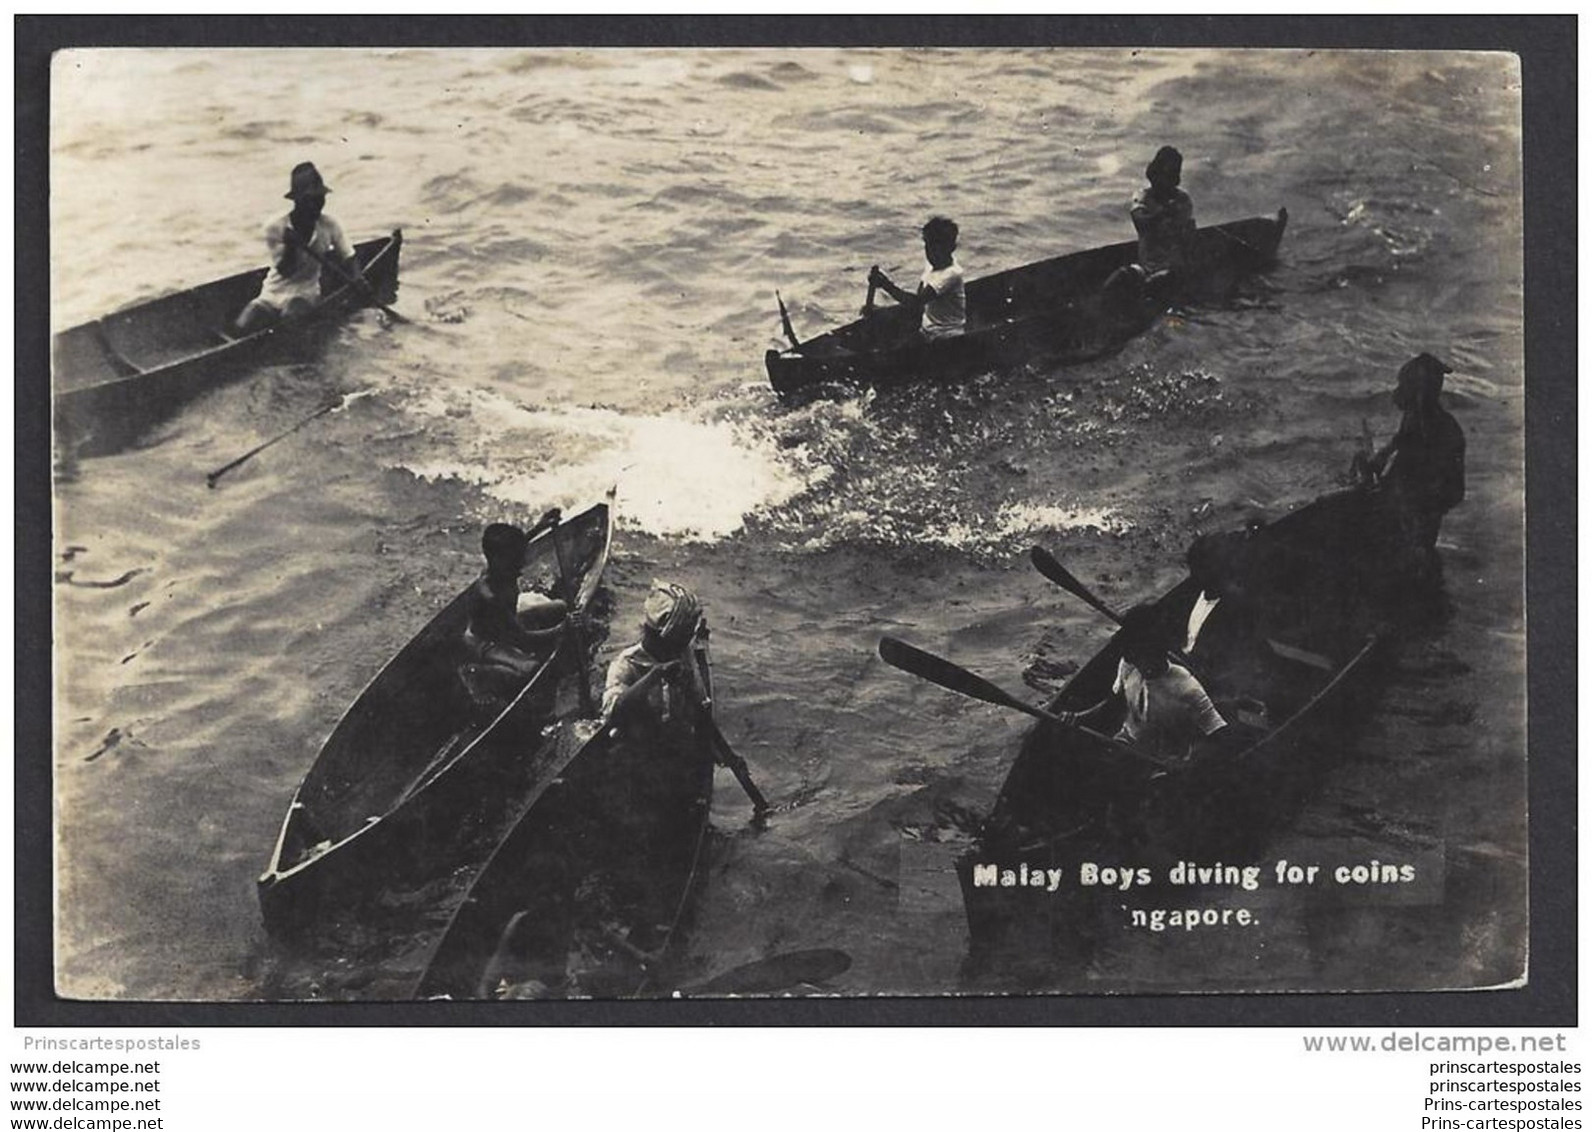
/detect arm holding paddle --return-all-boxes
[866,264,921,311]
[288,226,412,325]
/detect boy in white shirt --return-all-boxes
[868,215,966,339]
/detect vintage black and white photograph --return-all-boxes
[49,44,1527,1002]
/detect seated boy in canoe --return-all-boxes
[1098,145,1198,319]
[1130,145,1197,277]
[233,162,365,335]
[1054,604,1230,761]
[462,512,571,683]
[867,216,967,340]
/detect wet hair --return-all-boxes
[1118,603,1170,658]
[1146,145,1183,183]
[482,522,528,566]
[922,216,959,248]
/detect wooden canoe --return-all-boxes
[258,492,614,939]
[953,487,1401,973]
[414,629,718,1000]
[53,230,402,455]
[765,211,1286,397]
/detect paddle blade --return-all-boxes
[686,949,852,996]
[878,636,1036,718]
[1029,546,1123,624]
[775,290,800,349]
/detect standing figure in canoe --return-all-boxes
[1353,352,1467,576]
[463,512,572,685]
[1130,145,1197,278]
[866,216,967,340]
[1054,604,1230,761]
[233,162,365,335]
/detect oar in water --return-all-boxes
[205,393,354,488]
[705,716,770,818]
[293,235,410,324]
[877,635,1170,771]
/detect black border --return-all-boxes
[16,14,1575,1028]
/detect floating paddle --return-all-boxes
[680,949,852,996]
[877,635,1170,770]
[293,234,410,324]
[775,290,801,349]
[205,394,349,488]
[1029,546,1125,624]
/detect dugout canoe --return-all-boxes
[53,230,403,454]
[765,210,1286,396]
[953,487,1401,973]
[415,628,717,1000]
[258,492,613,938]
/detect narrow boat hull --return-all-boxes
[415,640,717,1000]
[957,488,1404,976]
[766,211,1286,396]
[258,495,614,940]
[53,231,402,456]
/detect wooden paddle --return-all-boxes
[1030,545,1202,672]
[880,635,1072,727]
[863,266,880,315]
[775,290,801,349]
[543,512,597,718]
[205,395,345,488]
[877,635,1170,770]
[292,233,410,324]
[680,948,851,995]
[685,624,770,817]
[706,717,771,817]
[1029,546,1125,624]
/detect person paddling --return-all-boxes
[233,162,364,335]
[1130,145,1197,277]
[867,216,967,340]
[602,583,709,727]
[604,583,771,817]
[1053,604,1228,761]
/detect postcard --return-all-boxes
[47,44,1527,1003]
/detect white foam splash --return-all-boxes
[995,502,1134,538]
[394,386,816,541]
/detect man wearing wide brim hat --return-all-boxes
[233,162,363,334]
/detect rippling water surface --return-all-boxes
[51,47,1525,1000]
